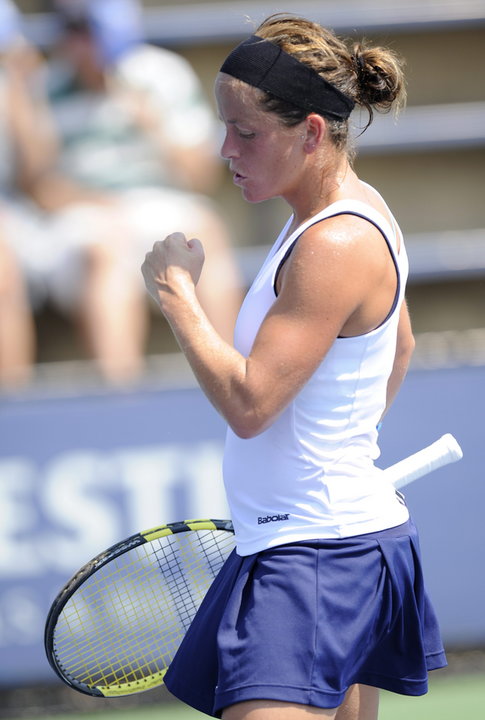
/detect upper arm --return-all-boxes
[239,217,390,435]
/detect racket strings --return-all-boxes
[52,529,234,692]
[54,549,172,687]
[152,530,229,630]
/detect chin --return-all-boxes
[242,188,272,204]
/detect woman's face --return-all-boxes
[215,74,306,204]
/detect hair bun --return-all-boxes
[352,42,406,114]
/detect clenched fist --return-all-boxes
[141,232,205,309]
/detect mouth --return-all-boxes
[232,170,247,185]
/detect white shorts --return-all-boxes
[2,187,212,311]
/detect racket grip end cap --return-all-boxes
[441,433,463,461]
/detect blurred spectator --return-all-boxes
[0,0,39,387]
[1,0,242,387]
[27,0,243,384]
[0,221,35,388]
[0,0,115,388]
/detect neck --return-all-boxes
[286,151,352,228]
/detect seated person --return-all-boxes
[3,0,243,385]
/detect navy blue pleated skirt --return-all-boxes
[164,519,446,717]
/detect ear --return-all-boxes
[302,113,327,152]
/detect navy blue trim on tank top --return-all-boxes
[273,211,401,336]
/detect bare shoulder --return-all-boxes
[303,212,388,251]
[274,210,398,341]
[282,212,390,285]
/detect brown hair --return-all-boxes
[254,14,406,152]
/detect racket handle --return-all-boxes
[383,433,463,489]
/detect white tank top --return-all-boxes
[223,195,410,556]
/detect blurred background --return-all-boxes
[0,0,484,717]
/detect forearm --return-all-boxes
[160,286,258,437]
[384,347,412,415]
[25,171,114,212]
[382,301,415,418]
[143,234,265,435]
[123,89,221,193]
[142,232,341,438]
[168,146,222,193]
[149,140,222,193]
[7,86,57,189]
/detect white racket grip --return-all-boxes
[383,433,463,489]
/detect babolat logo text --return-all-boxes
[257,513,290,525]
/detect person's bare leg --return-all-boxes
[221,685,378,720]
[81,236,148,385]
[223,700,338,720]
[336,685,379,720]
[0,234,35,387]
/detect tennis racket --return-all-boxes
[382,432,463,488]
[45,433,462,698]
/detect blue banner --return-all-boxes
[0,366,484,686]
[0,385,228,685]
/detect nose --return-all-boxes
[220,130,238,160]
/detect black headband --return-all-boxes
[220,35,355,121]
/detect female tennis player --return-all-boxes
[142,14,447,720]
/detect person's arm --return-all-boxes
[113,48,223,193]
[5,45,115,212]
[382,301,415,418]
[142,215,393,438]
[3,43,58,191]
[119,85,222,193]
[23,169,117,212]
